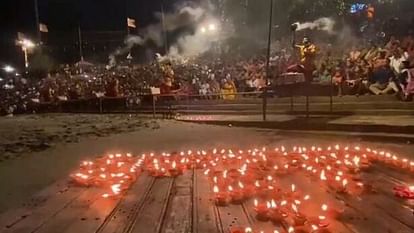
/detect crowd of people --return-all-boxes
[1,31,414,115]
[0,55,272,115]
[314,32,414,99]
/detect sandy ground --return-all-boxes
[0,114,159,161]
[0,114,413,214]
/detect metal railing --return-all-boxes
[29,83,414,119]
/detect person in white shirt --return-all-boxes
[389,48,407,75]
[246,78,254,89]
[199,82,210,98]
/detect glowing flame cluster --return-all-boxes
[71,153,143,198]
[70,145,414,232]
[201,145,413,232]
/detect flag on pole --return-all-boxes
[127,18,136,28]
[39,23,48,33]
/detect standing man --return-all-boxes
[293,37,318,82]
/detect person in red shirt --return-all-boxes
[160,77,173,95]
[105,78,119,97]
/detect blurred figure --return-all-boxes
[396,61,414,101]
[389,48,407,75]
[369,59,398,95]
[349,46,361,62]
[366,4,375,21]
[105,78,119,97]
[292,37,318,82]
[221,79,237,100]
[332,67,344,96]
[199,82,210,99]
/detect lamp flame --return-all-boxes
[213,185,219,193]
[320,170,327,181]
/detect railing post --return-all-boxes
[152,95,156,119]
[186,94,190,112]
[306,83,310,118]
[99,97,103,114]
[330,76,333,113]
[290,85,294,112]
[262,87,267,121]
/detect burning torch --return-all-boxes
[16,39,35,69]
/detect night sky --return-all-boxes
[0,0,180,66]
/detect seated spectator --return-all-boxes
[389,48,407,75]
[372,50,388,70]
[68,83,82,100]
[402,31,414,63]
[395,61,414,100]
[209,78,221,99]
[385,36,400,54]
[318,63,331,84]
[160,77,173,95]
[253,74,266,90]
[105,78,119,97]
[221,79,237,100]
[199,82,210,99]
[40,85,53,102]
[363,42,379,62]
[369,60,398,95]
[332,67,344,96]
[346,58,370,96]
[349,46,361,62]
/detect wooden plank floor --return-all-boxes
[1,164,414,233]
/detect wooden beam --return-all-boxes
[192,170,220,233]
[160,170,194,233]
[68,175,155,233]
[0,181,86,233]
[33,187,102,233]
[129,178,174,233]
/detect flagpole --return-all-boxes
[78,25,84,62]
[34,0,41,43]
[161,0,168,54]
[126,0,132,62]
[263,0,274,122]
[126,0,130,36]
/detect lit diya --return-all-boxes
[268,200,288,224]
[394,185,414,199]
[254,199,270,221]
[290,204,307,226]
[229,182,246,203]
[213,185,229,206]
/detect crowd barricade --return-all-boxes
[28,88,330,117]
[60,98,101,113]
[26,82,413,119]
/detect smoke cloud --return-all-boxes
[109,36,144,67]
[170,24,220,57]
[109,4,211,66]
[295,17,336,34]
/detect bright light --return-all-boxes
[208,23,216,31]
[19,39,35,49]
[3,65,15,73]
[200,27,206,33]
